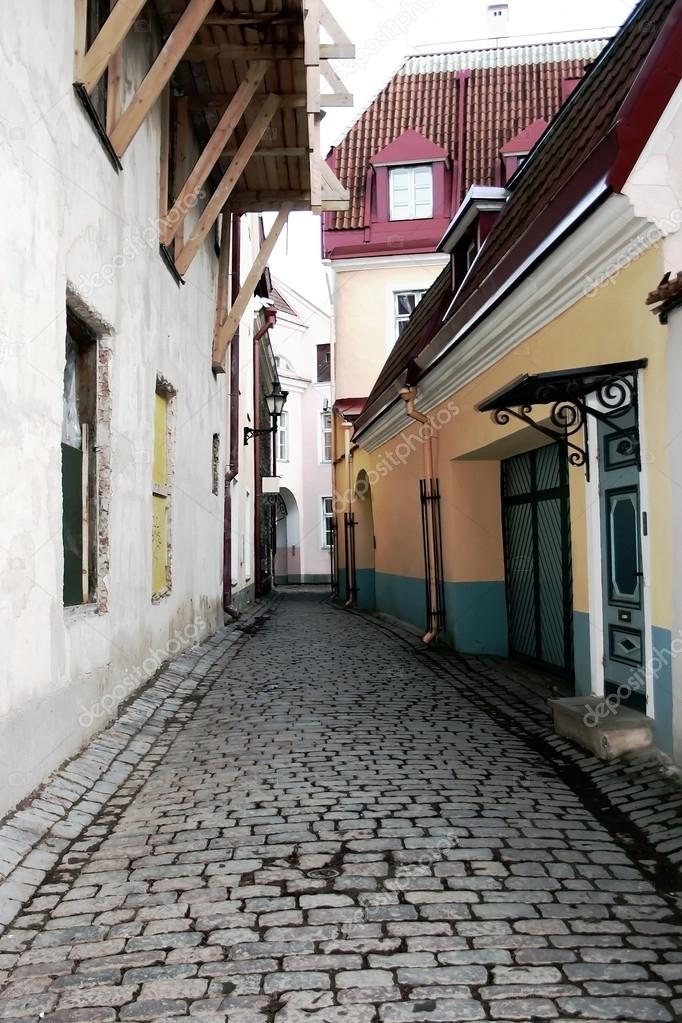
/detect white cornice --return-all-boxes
[329,252,449,273]
[357,192,657,452]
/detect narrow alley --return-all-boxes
[1,593,681,1023]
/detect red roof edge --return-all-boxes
[608,3,682,190]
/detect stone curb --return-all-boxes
[0,597,277,934]
[353,606,682,885]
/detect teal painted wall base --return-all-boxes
[373,572,508,656]
[444,581,508,656]
[651,626,674,756]
[573,611,592,697]
[375,572,426,632]
[356,569,376,611]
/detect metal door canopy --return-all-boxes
[478,359,648,479]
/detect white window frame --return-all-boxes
[278,410,289,463]
[320,410,332,463]
[393,289,426,343]
[321,496,334,550]
[389,165,433,221]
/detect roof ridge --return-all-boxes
[405,36,611,59]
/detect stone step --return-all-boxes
[549,696,653,760]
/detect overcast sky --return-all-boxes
[267,0,639,309]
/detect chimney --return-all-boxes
[488,3,510,37]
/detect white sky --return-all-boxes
[267,0,638,309]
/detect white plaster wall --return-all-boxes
[0,3,239,815]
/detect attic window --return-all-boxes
[390,166,433,221]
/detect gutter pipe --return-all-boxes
[399,386,439,645]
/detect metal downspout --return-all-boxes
[223,213,241,620]
[400,387,439,645]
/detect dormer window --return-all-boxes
[389,165,433,221]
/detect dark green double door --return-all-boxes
[502,445,574,678]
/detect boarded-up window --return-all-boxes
[317,343,331,383]
[62,311,98,607]
[152,387,172,598]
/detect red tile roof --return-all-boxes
[354,0,682,439]
[327,39,608,233]
[500,118,549,154]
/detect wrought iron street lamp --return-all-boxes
[244,381,289,446]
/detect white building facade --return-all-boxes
[269,280,334,586]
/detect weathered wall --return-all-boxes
[0,4,238,815]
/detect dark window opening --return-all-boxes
[62,309,99,607]
[86,0,110,125]
[212,434,220,495]
[317,343,331,383]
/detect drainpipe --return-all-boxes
[343,421,355,608]
[253,306,278,598]
[223,213,241,621]
[399,387,439,645]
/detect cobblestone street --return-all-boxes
[1,592,682,1022]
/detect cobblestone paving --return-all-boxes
[1,593,682,1022]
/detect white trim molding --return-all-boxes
[327,252,449,274]
[358,192,660,452]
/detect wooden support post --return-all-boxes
[212,212,233,373]
[304,0,320,68]
[78,0,147,94]
[161,60,270,246]
[175,94,281,276]
[309,113,322,211]
[74,0,89,79]
[109,0,215,158]
[213,204,292,370]
[106,0,124,135]
[173,97,190,253]
[320,60,353,107]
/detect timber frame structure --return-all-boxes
[73,0,352,370]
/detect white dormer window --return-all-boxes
[389,165,433,221]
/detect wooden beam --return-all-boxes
[212,212,233,372]
[106,0,124,134]
[186,43,304,61]
[175,94,281,276]
[321,160,351,211]
[309,113,322,211]
[307,66,321,114]
[109,0,215,158]
[304,0,320,67]
[173,97,191,253]
[161,60,270,246]
[320,59,353,107]
[74,0,88,79]
[319,0,353,48]
[186,41,355,60]
[320,43,355,59]
[189,93,306,111]
[213,204,293,370]
[222,146,308,157]
[78,0,148,94]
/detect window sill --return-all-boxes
[64,602,103,622]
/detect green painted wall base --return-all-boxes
[573,611,592,697]
[651,626,674,756]
[444,581,508,656]
[356,569,376,611]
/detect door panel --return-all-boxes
[502,445,574,677]
[599,407,646,711]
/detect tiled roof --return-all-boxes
[647,272,682,317]
[355,0,682,438]
[328,38,608,232]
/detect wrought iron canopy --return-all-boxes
[477,359,648,479]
